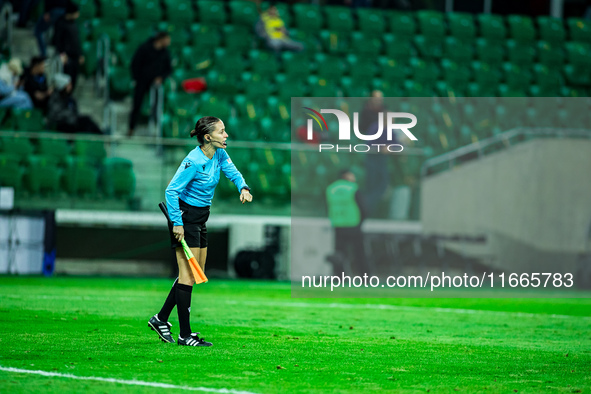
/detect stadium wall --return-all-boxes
[421,139,591,273]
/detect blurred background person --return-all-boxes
[326,170,369,276]
[34,0,68,56]
[47,73,102,134]
[22,55,52,113]
[0,58,33,110]
[52,1,83,90]
[128,31,172,137]
[256,4,303,54]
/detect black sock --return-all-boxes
[176,283,193,338]
[157,278,178,322]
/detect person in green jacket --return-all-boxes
[326,170,369,276]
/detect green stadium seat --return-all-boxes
[340,76,371,97]
[229,0,259,27]
[447,12,475,42]
[383,34,414,62]
[89,19,122,42]
[472,61,501,93]
[477,14,506,42]
[74,140,106,165]
[226,117,260,141]
[159,22,191,50]
[243,73,273,103]
[308,75,339,97]
[319,30,350,55]
[196,1,226,25]
[441,59,471,93]
[564,41,591,85]
[444,36,473,64]
[378,57,406,84]
[130,0,162,23]
[476,38,505,65]
[537,41,565,70]
[347,55,376,85]
[124,22,155,50]
[282,51,311,79]
[212,48,246,77]
[191,24,222,52]
[101,158,135,199]
[9,108,45,131]
[293,4,323,32]
[197,95,232,120]
[413,35,443,60]
[563,64,591,87]
[223,25,254,52]
[416,10,445,39]
[409,58,439,86]
[233,95,266,120]
[357,9,385,37]
[507,15,536,44]
[0,136,34,160]
[36,138,71,163]
[0,154,23,190]
[567,18,591,44]
[181,46,213,72]
[506,39,535,67]
[388,12,416,39]
[249,50,279,75]
[206,71,240,98]
[24,155,62,195]
[108,66,133,100]
[315,53,344,79]
[112,42,132,67]
[163,0,194,24]
[77,0,97,20]
[166,91,198,118]
[289,29,320,55]
[350,31,382,57]
[259,117,290,142]
[502,63,531,92]
[372,79,404,97]
[62,156,99,197]
[537,16,565,45]
[266,96,290,121]
[81,41,98,76]
[530,64,562,97]
[403,79,433,97]
[325,6,353,33]
[276,75,307,101]
[100,0,129,23]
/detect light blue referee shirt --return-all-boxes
[165,147,249,226]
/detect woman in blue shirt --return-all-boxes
[149,116,252,347]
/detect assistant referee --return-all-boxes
[148,116,252,347]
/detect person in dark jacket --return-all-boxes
[34,0,68,56]
[53,1,83,89]
[47,73,102,134]
[22,56,52,113]
[128,32,172,137]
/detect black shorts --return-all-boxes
[168,199,210,249]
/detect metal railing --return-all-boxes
[421,127,591,177]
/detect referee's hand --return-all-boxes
[240,189,253,204]
[173,225,184,242]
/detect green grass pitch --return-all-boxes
[0,276,590,393]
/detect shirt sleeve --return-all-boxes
[219,151,249,193]
[165,158,198,226]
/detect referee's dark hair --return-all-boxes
[190,116,221,145]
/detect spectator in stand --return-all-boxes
[128,32,172,137]
[34,0,68,56]
[0,58,33,110]
[53,1,84,89]
[47,73,102,134]
[255,5,304,55]
[22,56,52,113]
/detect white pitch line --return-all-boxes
[224,300,591,320]
[0,366,260,394]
